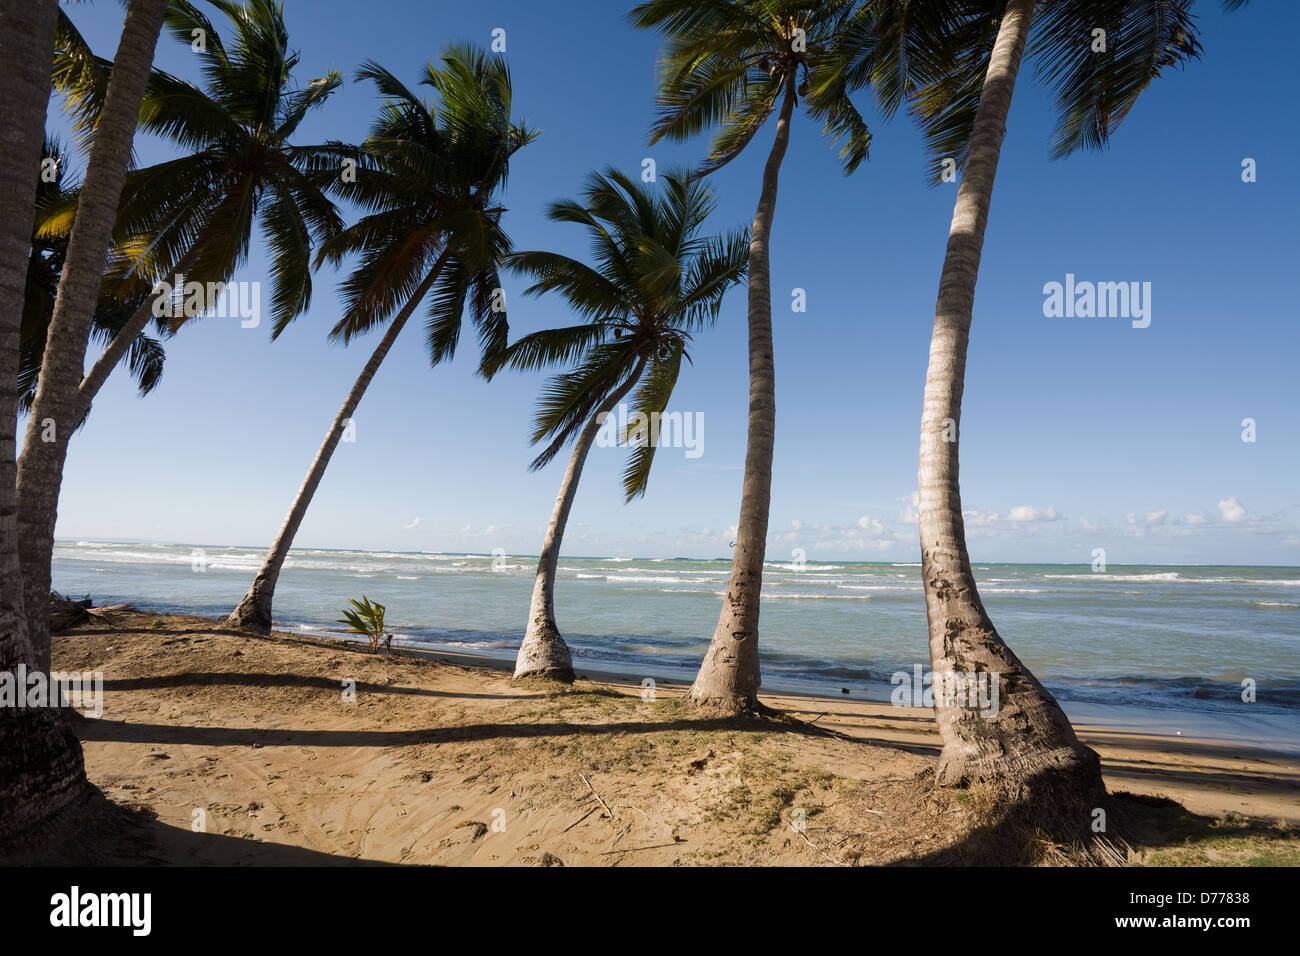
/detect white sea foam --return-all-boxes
[1045,572,1300,587]
[833,584,919,592]
[1044,572,1183,582]
[595,574,693,584]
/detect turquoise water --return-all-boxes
[52,541,1300,750]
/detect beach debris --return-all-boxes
[607,823,632,850]
[540,852,563,867]
[686,750,714,774]
[455,820,488,840]
[48,592,93,632]
[90,603,133,614]
[788,815,847,866]
[579,772,617,823]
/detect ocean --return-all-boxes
[52,540,1300,752]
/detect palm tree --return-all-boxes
[0,0,94,861]
[629,0,871,712]
[486,168,748,680]
[829,0,1250,823]
[227,46,536,633]
[21,138,166,412]
[15,0,167,670]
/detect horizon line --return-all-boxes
[53,537,1300,570]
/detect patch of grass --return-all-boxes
[1135,813,1298,867]
[751,784,798,833]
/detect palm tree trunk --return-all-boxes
[917,0,1103,809]
[227,258,448,633]
[0,1,58,646]
[516,359,647,681]
[73,243,204,424]
[0,0,94,861]
[689,71,797,712]
[15,0,168,674]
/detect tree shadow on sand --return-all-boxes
[890,786,1295,867]
[101,671,539,701]
[18,793,391,866]
[75,714,786,749]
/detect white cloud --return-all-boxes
[964,505,1063,532]
[402,517,421,530]
[856,515,885,533]
[1009,505,1060,523]
[1218,497,1248,523]
[770,517,908,555]
[1144,510,1168,525]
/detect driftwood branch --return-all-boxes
[579,773,616,822]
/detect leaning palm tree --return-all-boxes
[827,0,1250,833]
[0,0,95,861]
[16,0,167,671]
[629,0,872,713]
[227,46,536,633]
[486,168,747,680]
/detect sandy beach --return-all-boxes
[41,607,1299,866]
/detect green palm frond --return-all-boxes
[328,224,442,341]
[61,0,346,339]
[621,343,685,500]
[52,7,113,151]
[21,138,165,410]
[838,0,1248,183]
[506,251,628,320]
[677,228,750,326]
[1031,0,1203,158]
[527,341,641,471]
[630,0,867,176]
[260,187,314,337]
[324,45,533,367]
[481,323,610,379]
[502,165,746,499]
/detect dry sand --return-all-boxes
[45,609,1300,866]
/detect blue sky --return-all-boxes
[41,0,1299,565]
